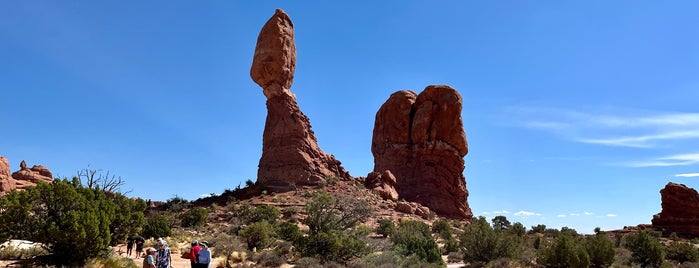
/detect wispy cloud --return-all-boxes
[481,210,510,215]
[556,214,566,218]
[584,212,594,216]
[514,211,541,217]
[508,108,699,149]
[569,213,581,216]
[675,173,699,177]
[607,214,617,217]
[623,153,699,167]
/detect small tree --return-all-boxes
[491,215,511,231]
[181,207,208,228]
[238,221,276,251]
[538,234,590,268]
[376,218,395,238]
[585,231,615,268]
[510,222,526,237]
[666,240,699,263]
[237,204,280,225]
[391,220,443,265]
[460,216,518,264]
[142,213,172,239]
[530,224,546,234]
[623,231,664,268]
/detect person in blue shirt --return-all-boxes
[197,241,212,268]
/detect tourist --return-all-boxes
[135,235,146,259]
[189,240,201,268]
[126,235,135,258]
[156,240,172,268]
[143,248,156,268]
[197,241,211,268]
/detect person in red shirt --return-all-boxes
[189,240,201,268]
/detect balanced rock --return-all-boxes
[0,157,16,194]
[372,85,471,219]
[251,9,350,191]
[365,170,398,201]
[652,182,699,236]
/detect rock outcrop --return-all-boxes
[372,85,472,219]
[250,9,350,191]
[365,170,398,201]
[652,182,699,236]
[0,157,16,194]
[0,157,53,195]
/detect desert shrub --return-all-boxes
[209,233,247,264]
[460,216,518,264]
[560,226,579,237]
[432,219,452,238]
[294,256,323,268]
[276,221,303,243]
[163,195,189,212]
[537,234,590,268]
[181,207,208,228]
[254,250,285,267]
[623,231,665,268]
[142,213,172,239]
[84,253,139,268]
[585,231,615,268]
[666,241,699,263]
[239,221,276,251]
[510,222,526,237]
[391,219,442,265]
[0,179,117,266]
[303,191,372,233]
[530,224,546,234]
[376,218,395,238]
[443,237,459,254]
[298,229,370,264]
[237,204,281,225]
[0,244,49,260]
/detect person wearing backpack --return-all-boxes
[197,241,211,268]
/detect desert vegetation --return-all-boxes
[1,177,699,268]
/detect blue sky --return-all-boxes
[1,1,698,233]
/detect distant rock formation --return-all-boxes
[652,182,699,236]
[250,9,350,191]
[0,157,16,194]
[0,157,53,195]
[365,170,398,201]
[372,85,472,219]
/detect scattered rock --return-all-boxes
[395,201,415,214]
[372,85,471,219]
[651,182,699,236]
[251,9,350,191]
[364,170,398,201]
[395,200,432,219]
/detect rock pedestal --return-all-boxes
[250,9,350,191]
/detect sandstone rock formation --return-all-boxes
[0,157,53,195]
[372,85,472,219]
[365,170,398,201]
[652,182,699,236]
[395,200,432,220]
[251,9,350,191]
[0,157,16,194]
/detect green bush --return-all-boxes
[623,231,665,268]
[142,213,172,239]
[530,224,546,234]
[238,221,276,251]
[276,221,302,243]
[459,216,518,264]
[491,215,511,231]
[163,195,189,212]
[108,194,146,246]
[432,219,452,239]
[303,191,372,233]
[181,207,208,228]
[376,218,395,238]
[237,204,281,225]
[391,219,443,265]
[666,241,699,263]
[585,232,615,268]
[0,179,116,266]
[537,234,590,268]
[298,229,369,264]
[510,222,526,237]
[254,250,285,267]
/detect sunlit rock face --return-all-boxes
[372,85,472,220]
[652,182,699,236]
[250,9,350,191]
